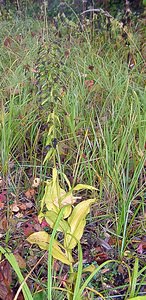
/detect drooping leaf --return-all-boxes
[27,231,73,265]
[45,210,70,232]
[65,199,96,249]
[73,184,97,191]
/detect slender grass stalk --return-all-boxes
[77,260,118,298]
[0,246,33,300]
[129,258,139,298]
[48,208,65,300]
[73,242,83,300]
[14,253,46,300]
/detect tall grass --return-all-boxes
[0,13,145,299]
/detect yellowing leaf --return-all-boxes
[127,297,146,300]
[27,231,73,265]
[40,180,59,213]
[65,199,96,249]
[45,211,70,232]
[73,184,97,191]
[46,125,54,142]
[27,231,50,249]
[62,205,72,219]
[83,264,96,273]
[38,211,44,223]
[55,188,75,207]
[40,168,74,219]
[62,173,71,189]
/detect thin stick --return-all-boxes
[81,8,113,18]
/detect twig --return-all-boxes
[81,8,113,19]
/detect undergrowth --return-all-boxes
[0,8,145,300]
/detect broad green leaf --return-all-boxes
[27,231,73,265]
[73,184,97,191]
[65,199,96,249]
[45,210,70,232]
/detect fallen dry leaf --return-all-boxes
[84,79,94,91]
[18,203,27,210]
[64,49,70,58]
[0,176,4,187]
[31,31,36,37]
[25,188,35,199]
[11,202,19,212]
[32,177,40,188]
[0,214,8,231]
[0,202,4,209]
[137,241,146,254]
[88,65,94,71]
[0,260,13,300]
[0,191,6,202]
[25,201,33,209]
[23,222,34,237]
[31,67,38,73]
[14,253,26,269]
[3,36,13,47]
[15,212,24,218]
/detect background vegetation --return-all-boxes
[0,0,145,299]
